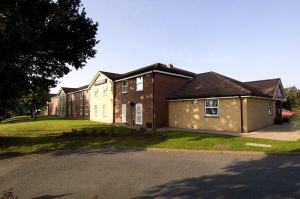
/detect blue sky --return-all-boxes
[51,0,300,93]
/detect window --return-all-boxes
[205,99,219,117]
[94,88,98,98]
[136,77,143,91]
[94,105,98,116]
[103,85,108,96]
[121,81,128,93]
[85,105,89,115]
[102,104,107,117]
[80,92,84,99]
[269,102,273,116]
[80,105,83,115]
[135,103,143,125]
[73,105,76,115]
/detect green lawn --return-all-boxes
[1,115,300,157]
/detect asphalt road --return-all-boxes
[1,148,300,199]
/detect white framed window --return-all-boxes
[205,99,219,117]
[94,88,98,98]
[85,105,89,115]
[136,77,143,91]
[72,105,76,115]
[102,104,107,117]
[80,92,84,99]
[62,106,65,112]
[94,105,98,116]
[80,105,83,115]
[269,102,273,116]
[121,81,128,93]
[135,103,143,125]
[103,85,108,96]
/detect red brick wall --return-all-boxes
[153,73,190,127]
[48,97,58,116]
[115,73,154,127]
[114,72,191,128]
[66,90,90,120]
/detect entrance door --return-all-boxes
[121,104,126,123]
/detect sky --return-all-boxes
[51,0,300,93]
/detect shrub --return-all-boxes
[274,116,284,124]
[1,188,18,199]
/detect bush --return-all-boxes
[274,116,284,124]
[1,188,18,199]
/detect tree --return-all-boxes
[0,0,98,117]
[283,86,300,110]
[17,86,51,118]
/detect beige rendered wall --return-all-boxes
[169,98,242,132]
[245,98,276,132]
[57,91,66,117]
[89,73,114,123]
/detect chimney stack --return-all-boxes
[166,64,173,68]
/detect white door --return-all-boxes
[121,104,126,123]
[135,103,143,125]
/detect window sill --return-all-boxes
[204,115,219,118]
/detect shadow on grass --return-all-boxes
[134,155,300,199]
[0,126,165,159]
[1,116,63,124]
[32,193,75,199]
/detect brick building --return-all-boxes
[66,85,90,120]
[114,63,196,128]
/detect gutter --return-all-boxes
[239,96,244,133]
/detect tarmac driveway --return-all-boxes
[1,148,300,199]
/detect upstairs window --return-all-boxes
[205,99,219,117]
[122,81,128,93]
[80,92,84,99]
[94,88,98,98]
[103,85,108,96]
[136,77,143,91]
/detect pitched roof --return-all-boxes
[49,94,57,98]
[100,71,122,80]
[244,79,281,98]
[117,63,196,80]
[167,72,278,100]
[61,87,78,94]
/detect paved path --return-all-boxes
[1,148,300,199]
[159,123,300,141]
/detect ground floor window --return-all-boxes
[102,104,107,117]
[73,105,76,115]
[85,105,89,115]
[135,103,143,125]
[80,105,83,115]
[205,99,219,117]
[269,102,273,116]
[94,105,98,117]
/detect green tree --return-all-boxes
[0,0,98,117]
[17,86,51,118]
[283,86,300,110]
